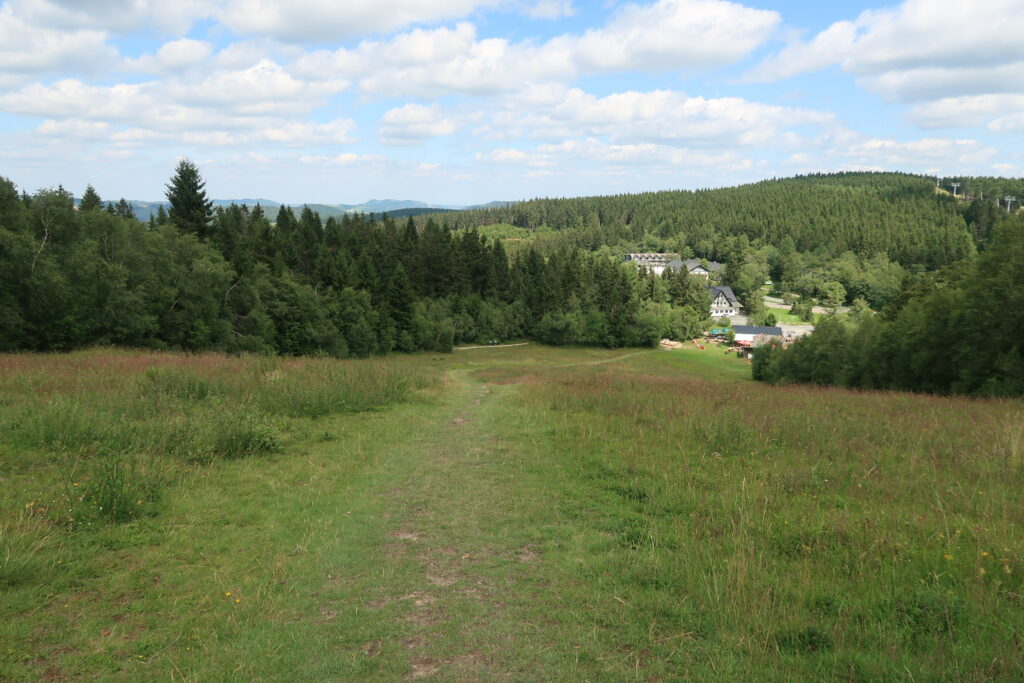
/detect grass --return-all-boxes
[764,305,820,325]
[1,345,1022,679]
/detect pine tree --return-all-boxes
[79,184,102,212]
[166,159,214,238]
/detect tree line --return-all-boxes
[751,213,1024,397]
[0,161,712,356]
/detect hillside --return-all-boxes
[82,198,500,222]
[443,172,1004,268]
[2,346,1022,679]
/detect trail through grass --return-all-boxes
[2,346,1022,680]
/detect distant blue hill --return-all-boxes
[76,197,517,221]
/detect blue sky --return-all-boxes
[1,0,1022,204]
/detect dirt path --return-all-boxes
[356,369,558,680]
[453,342,531,350]
[554,349,655,367]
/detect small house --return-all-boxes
[709,286,743,318]
[667,259,724,278]
[733,325,783,346]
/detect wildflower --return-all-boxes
[224,592,232,597]
[944,554,953,561]
[234,599,240,604]
[982,551,990,558]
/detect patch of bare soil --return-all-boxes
[406,657,441,680]
[516,546,541,563]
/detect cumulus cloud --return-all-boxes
[566,0,779,73]
[7,0,212,34]
[380,104,460,143]
[219,0,502,42]
[909,94,1024,129]
[842,137,997,169]
[165,60,347,115]
[293,1,779,98]
[483,87,838,150]
[0,69,355,152]
[749,0,1024,106]
[124,39,213,73]
[298,153,385,166]
[0,6,117,84]
[525,0,573,19]
[477,137,747,170]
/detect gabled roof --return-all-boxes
[683,258,723,272]
[708,285,740,306]
[667,258,725,273]
[733,325,783,336]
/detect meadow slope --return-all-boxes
[1,345,1022,680]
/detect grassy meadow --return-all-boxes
[1,344,1022,680]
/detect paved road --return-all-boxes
[764,295,846,315]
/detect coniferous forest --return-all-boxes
[0,161,710,355]
[1,163,1022,396]
[752,212,1024,397]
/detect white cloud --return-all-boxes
[219,0,502,42]
[909,94,1024,130]
[293,1,779,99]
[0,6,116,83]
[478,137,746,170]
[36,118,110,138]
[380,104,460,143]
[750,0,1024,107]
[0,72,355,151]
[566,0,779,72]
[299,153,385,166]
[484,87,838,150]
[165,60,348,115]
[124,38,213,73]
[842,137,997,168]
[525,0,573,19]
[7,0,212,34]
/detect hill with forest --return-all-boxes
[79,197,499,222]
[442,172,1022,268]
[4,168,1022,396]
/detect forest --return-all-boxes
[0,162,711,355]
[2,164,1021,396]
[752,212,1024,397]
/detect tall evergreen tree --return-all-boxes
[166,159,214,238]
[79,185,102,212]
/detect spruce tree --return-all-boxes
[166,158,214,238]
[79,184,102,212]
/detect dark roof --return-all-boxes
[708,285,740,306]
[733,325,784,336]
[683,258,723,272]
[667,258,725,272]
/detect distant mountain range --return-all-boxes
[78,197,516,222]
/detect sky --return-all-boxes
[1,0,1023,205]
